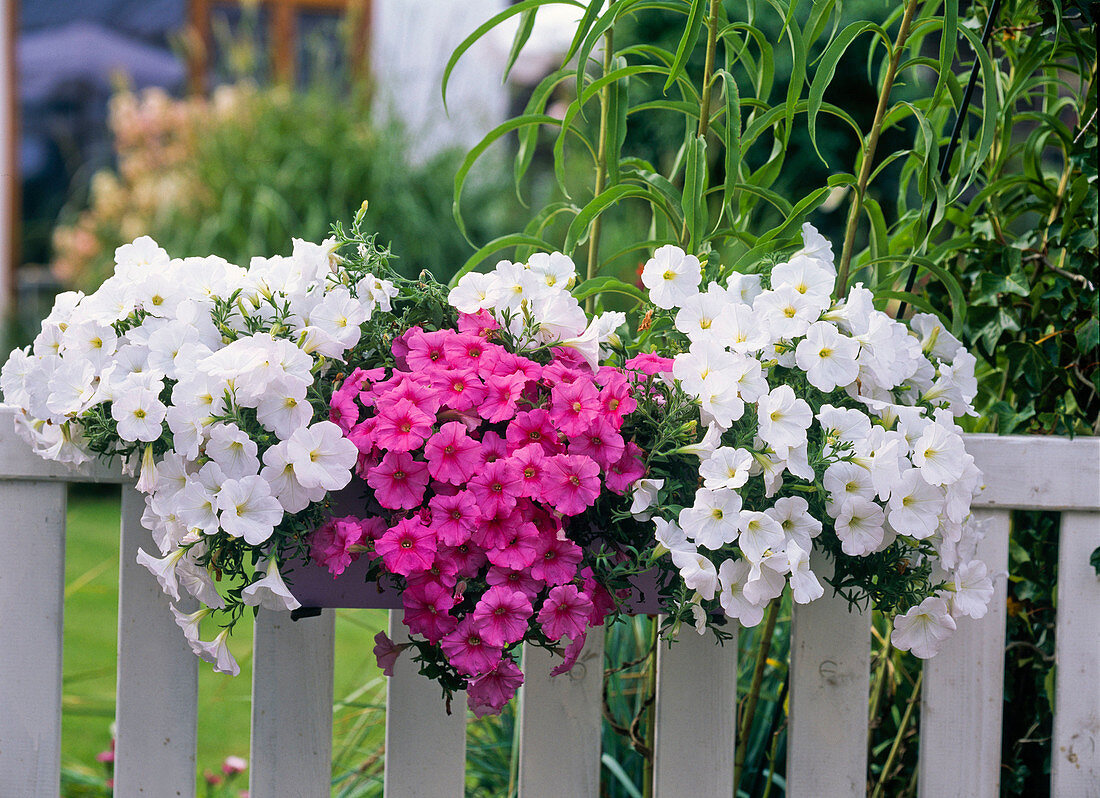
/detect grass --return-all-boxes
[61,484,388,789]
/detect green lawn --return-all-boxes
[61,485,388,790]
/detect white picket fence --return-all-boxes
[0,407,1097,798]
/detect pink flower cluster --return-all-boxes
[312,313,646,716]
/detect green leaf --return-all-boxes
[1091,546,1100,577]
[442,0,584,110]
[504,9,539,83]
[448,234,552,288]
[563,184,651,254]
[714,69,742,221]
[454,114,560,242]
[807,20,889,163]
[664,0,707,93]
[572,275,648,304]
[682,135,708,252]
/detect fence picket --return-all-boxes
[0,480,67,797]
[383,612,467,797]
[250,608,335,797]
[1052,510,1100,796]
[518,632,605,798]
[918,508,1011,798]
[114,484,199,796]
[788,554,871,798]
[652,622,737,797]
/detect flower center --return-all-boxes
[393,470,406,480]
[401,539,413,549]
[818,347,832,359]
[569,475,581,486]
[609,398,619,411]
[783,306,797,318]
[571,401,583,413]
[444,445,455,454]
[401,422,412,433]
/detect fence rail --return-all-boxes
[1,409,1097,797]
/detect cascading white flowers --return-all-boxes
[1,235,395,673]
[630,224,990,658]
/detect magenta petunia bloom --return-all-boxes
[310,515,370,576]
[443,332,489,370]
[486,565,544,599]
[376,516,437,576]
[543,454,601,515]
[598,371,638,423]
[439,541,488,578]
[457,310,499,337]
[541,359,583,387]
[580,566,617,627]
[624,352,674,377]
[432,368,487,413]
[549,631,587,677]
[467,656,524,718]
[536,584,594,641]
[347,417,377,456]
[480,372,527,423]
[381,374,443,417]
[440,617,503,677]
[373,398,435,453]
[404,328,452,372]
[428,490,480,545]
[471,506,525,551]
[367,451,429,510]
[549,379,601,437]
[373,631,408,677]
[506,409,561,454]
[509,444,549,499]
[402,579,458,643]
[471,585,533,646]
[486,520,540,571]
[469,459,523,517]
[605,442,646,494]
[423,421,481,485]
[530,535,583,586]
[567,416,626,470]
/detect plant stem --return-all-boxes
[585,27,615,312]
[835,0,921,298]
[870,669,923,798]
[733,598,781,789]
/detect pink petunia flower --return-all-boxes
[480,373,527,423]
[604,442,646,494]
[373,631,408,676]
[549,379,602,437]
[432,369,487,413]
[471,585,533,646]
[506,409,561,454]
[549,631,587,677]
[440,616,503,676]
[541,359,583,387]
[404,328,451,372]
[469,459,523,517]
[428,490,480,545]
[543,454,601,515]
[380,374,443,417]
[567,417,625,470]
[580,566,616,627]
[467,656,524,718]
[443,332,490,370]
[624,352,674,377]
[530,535,583,586]
[367,451,430,510]
[486,520,540,570]
[375,516,437,576]
[457,309,499,337]
[471,506,524,550]
[537,584,594,641]
[402,579,458,643]
[372,398,435,453]
[423,421,481,485]
[440,541,488,578]
[598,371,638,424]
[509,444,549,499]
[310,515,370,576]
[347,417,377,456]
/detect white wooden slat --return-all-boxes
[383,612,467,797]
[966,433,1100,511]
[250,608,336,797]
[518,631,606,798]
[113,484,198,796]
[0,407,127,483]
[1052,510,1100,796]
[919,508,1011,798]
[652,622,737,798]
[0,480,67,797]
[788,554,872,798]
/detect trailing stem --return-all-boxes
[585,27,615,311]
[835,0,921,297]
[733,598,781,789]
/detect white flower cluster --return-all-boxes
[2,235,396,672]
[448,252,624,370]
[634,225,990,658]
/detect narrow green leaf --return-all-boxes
[683,134,708,252]
[664,0,707,93]
[448,234,552,288]
[714,69,742,222]
[563,184,650,254]
[572,275,648,304]
[504,9,539,83]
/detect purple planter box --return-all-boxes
[284,479,664,613]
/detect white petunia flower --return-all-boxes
[641,245,702,309]
[448,272,495,313]
[679,488,743,549]
[136,546,186,600]
[284,422,357,492]
[765,496,822,553]
[193,628,240,676]
[629,478,665,521]
[112,388,167,442]
[911,421,967,486]
[891,596,956,658]
[887,469,944,539]
[217,476,284,545]
[717,558,766,626]
[206,423,261,479]
[700,447,754,491]
[833,497,886,555]
[947,560,994,619]
[795,321,860,392]
[736,511,785,562]
[671,548,719,600]
[787,542,825,603]
[756,385,812,458]
[241,556,302,612]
